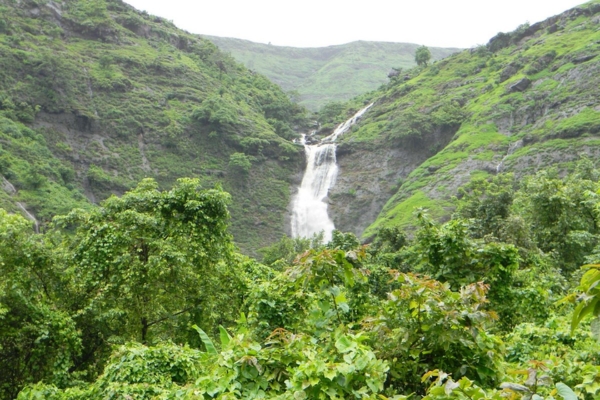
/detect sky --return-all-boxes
[123,0,587,48]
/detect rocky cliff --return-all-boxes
[326,0,600,239]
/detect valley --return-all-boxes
[1,0,600,398]
[202,36,460,110]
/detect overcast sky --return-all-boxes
[123,0,587,48]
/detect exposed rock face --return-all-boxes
[499,63,520,82]
[328,128,456,237]
[573,54,597,64]
[507,78,531,93]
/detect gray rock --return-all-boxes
[499,64,519,82]
[507,78,531,93]
[573,54,596,64]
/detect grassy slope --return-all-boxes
[0,0,307,254]
[202,36,460,110]
[333,0,600,238]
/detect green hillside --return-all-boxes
[0,0,307,253]
[202,36,460,111]
[320,0,600,239]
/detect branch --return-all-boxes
[146,306,196,328]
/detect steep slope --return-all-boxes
[325,0,600,239]
[202,36,460,111]
[0,0,307,253]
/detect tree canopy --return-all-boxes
[3,160,600,399]
[415,45,432,67]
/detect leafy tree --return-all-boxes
[415,45,432,67]
[191,94,239,129]
[414,214,519,289]
[228,152,252,175]
[0,210,80,399]
[194,325,388,399]
[54,178,240,363]
[515,167,600,274]
[328,229,361,251]
[455,174,516,238]
[317,101,346,129]
[258,234,317,269]
[86,164,112,188]
[411,213,523,328]
[20,326,390,399]
[372,226,407,253]
[366,273,503,393]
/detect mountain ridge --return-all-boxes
[201,35,461,110]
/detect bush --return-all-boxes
[228,152,252,174]
[0,19,8,34]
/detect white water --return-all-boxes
[2,177,16,195]
[291,104,373,242]
[16,202,40,234]
[496,139,523,173]
[2,176,40,233]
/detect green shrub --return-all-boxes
[228,152,252,174]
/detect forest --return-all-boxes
[3,158,600,399]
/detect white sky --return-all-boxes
[123,0,587,48]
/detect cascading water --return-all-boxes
[291,104,373,242]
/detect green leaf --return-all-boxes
[324,368,337,381]
[193,325,218,355]
[335,335,355,353]
[581,266,600,291]
[219,325,231,347]
[556,382,578,400]
[572,299,598,332]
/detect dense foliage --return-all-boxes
[1,159,599,399]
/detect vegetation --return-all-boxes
[320,0,600,239]
[2,160,600,399]
[415,45,431,67]
[204,36,460,110]
[0,0,308,254]
[3,1,600,398]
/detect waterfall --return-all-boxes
[2,176,39,233]
[291,104,373,242]
[16,202,40,234]
[496,139,523,173]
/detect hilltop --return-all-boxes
[202,36,460,111]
